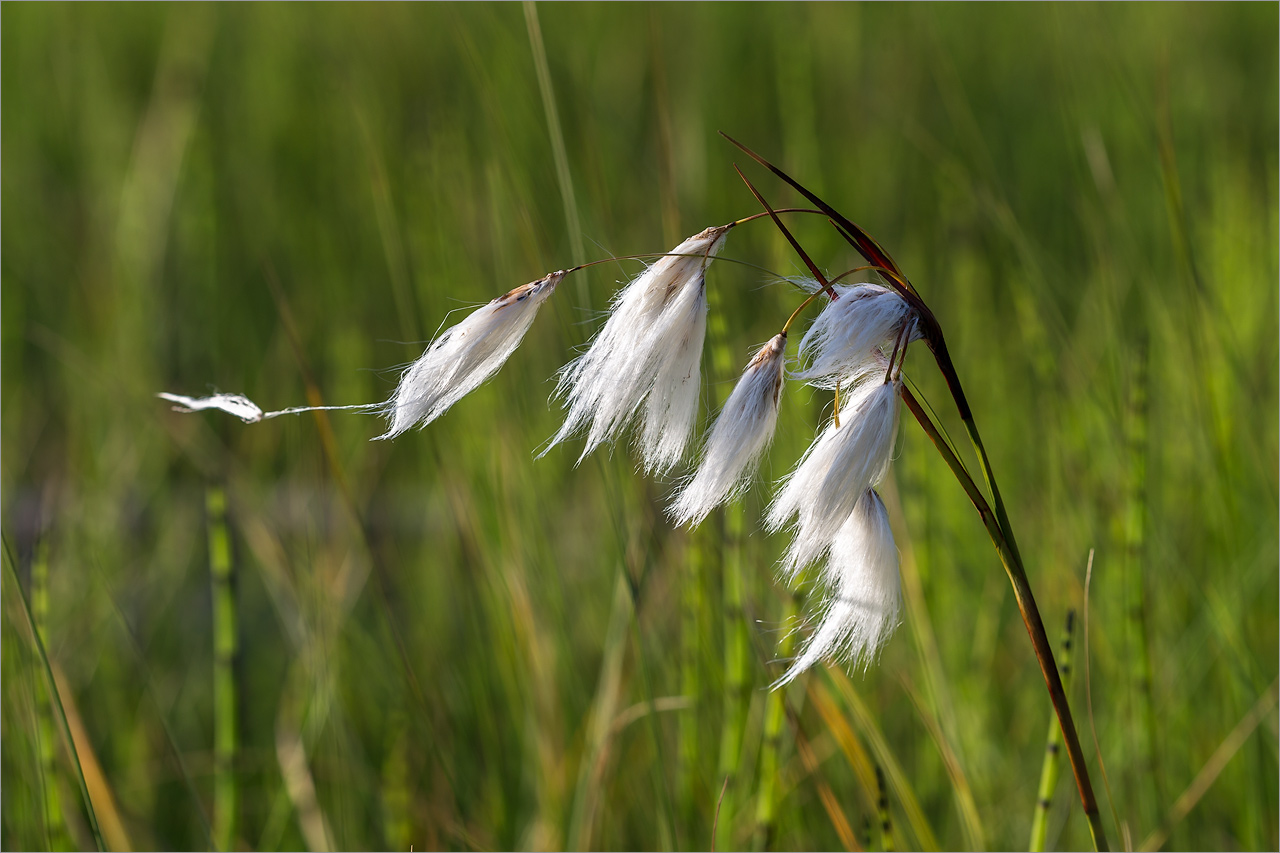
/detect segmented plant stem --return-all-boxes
[679,533,707,832]
[1029,609,1077,851]
[1123,340,1162,834]
[877,765,894,853]
[753,594,796,851]
[207,488,238,853]
[707,277,751,850]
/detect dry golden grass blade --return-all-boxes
[807,679,878,810]
[788,715,861,852]
[51,663,134,852]
[827,667,941,852]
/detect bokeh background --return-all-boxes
[3,3,1277,851]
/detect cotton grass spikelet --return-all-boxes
[775,488,901,687]
[378,270,567,439]
[544,224,730,473]
[795,283,912,389]
[768,378,901,577]
[669,332,787,526]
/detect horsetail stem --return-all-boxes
[753,593,797,851]
[709,275,750,850]
[1123,338,1163,834]
[877,765,894,853]
[678,532,706,833]
[207,487,238,853]
[1029,609,1077,851]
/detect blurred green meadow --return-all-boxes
[3,3,1277,850]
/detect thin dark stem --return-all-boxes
[720,132,907,291]
[732,207,823,226]
[730,164,836,299]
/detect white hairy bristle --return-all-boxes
[775,488,902,687]
[767,379,901,578]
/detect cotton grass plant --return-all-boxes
[163,135,1110,851]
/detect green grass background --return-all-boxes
[3,3,1277,850]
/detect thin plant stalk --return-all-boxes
[678,532,705,832]
[1122,339,1162,834]
[207,487,238,853]
[708,279,751,851]
[524,0,587,303]
[724,136,1109,852]
[1030,609,1077,852]
[753,594,797,851]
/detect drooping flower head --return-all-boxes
[795,283,913,389]
[544,224,730,473]
[768,378,902,578]
[379,270,567,439]
[669,331,788,526]
[775,488,902,687]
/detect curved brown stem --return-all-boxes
[723,133,1110,851]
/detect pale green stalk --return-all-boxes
[208,487,238,853]
[753,595,797,851]
[679,533,707,832]
[710,285,750,851]
[1030,609,1077,852]
[1122,340,1162,835]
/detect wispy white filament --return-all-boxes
[544,225,729,473]
[767,379,901,577]
[795,284,911,389]
[157,392,378,423]
[669,332,787,526]
[775,488,902,687]
[379,270,566,439]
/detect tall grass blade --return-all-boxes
[32,541,71,852]
[2,540,105,852]
[523,1,588,296]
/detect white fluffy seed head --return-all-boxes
[768,379,901,578]
[668,332,788,526]
[774,488,902,688]
[378,270,566,439]
[795,284,912,389]
[543,224,730,473]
